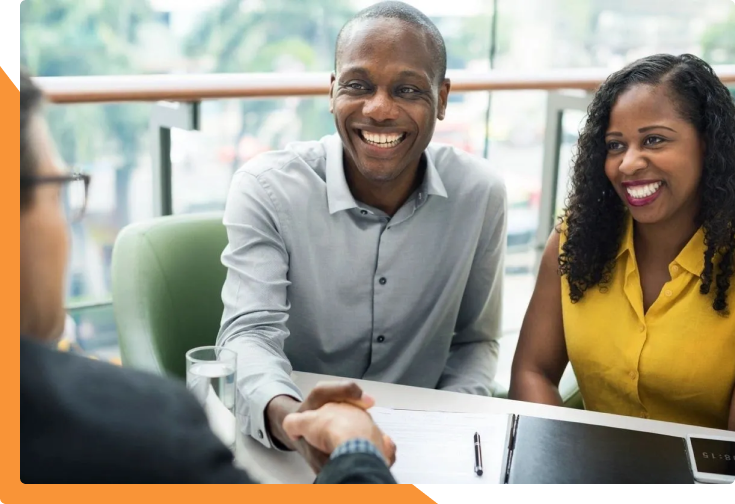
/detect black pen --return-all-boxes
[474,432,483,476]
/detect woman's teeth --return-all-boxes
[626,181,662,199]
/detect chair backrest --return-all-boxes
[111,213,227,379]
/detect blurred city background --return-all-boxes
[21,0,735,388]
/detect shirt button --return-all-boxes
[671,264,679,273]
[377,335,385,343]
[378,277,387,285]
[639,324,645,332]
[257,429,264,439]
[629,371,637,380]
[360,210,368,215]
[664,289,672,297]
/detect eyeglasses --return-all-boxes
[20,172,91,222]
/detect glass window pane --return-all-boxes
[171,96,338,214]
[486,91,546,390]
[43,103,154,307]
[556,108,587,218]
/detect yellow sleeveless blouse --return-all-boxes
[560,217,735,429]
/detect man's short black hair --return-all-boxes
[20,68,44,207]
[335,1,447,83]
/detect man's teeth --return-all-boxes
[361,131,405,148]
[626,181,662,199]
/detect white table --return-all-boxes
[233,372,732,483]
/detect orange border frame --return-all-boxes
[0,66,435,502]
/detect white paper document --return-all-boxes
[369,407,513,484]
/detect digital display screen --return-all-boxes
[690,437,735,476]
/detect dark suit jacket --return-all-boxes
[20,338,395,484]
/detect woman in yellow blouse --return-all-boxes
[509,54,735,431]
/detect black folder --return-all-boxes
[505,416,694,483]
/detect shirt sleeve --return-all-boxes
[437,176,507,396]
[316,439,396,484]
[217,169,303,449]
[329,438,386,463]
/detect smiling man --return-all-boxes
[217,1,507,469]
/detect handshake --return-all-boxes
[267,381,397,472]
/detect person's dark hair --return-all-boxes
[335,1,447,83]
[20,68,44,208]
[559,53,735,313]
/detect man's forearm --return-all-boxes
[265,395,302,449]
[437,339,498,396]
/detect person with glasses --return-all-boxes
[20,171,101,360]
[20,69,397,483]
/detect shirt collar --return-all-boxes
[615,215,635,260]
[325,134,449,215]
[422,147,449,199]
[616,214,705,275]
[325,134,359,214]
[676,227,706,276]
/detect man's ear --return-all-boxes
[329,73,336,114]
[437,78,451,120]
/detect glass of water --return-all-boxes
[186,346,237,450]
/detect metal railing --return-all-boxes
[35,66,735,103]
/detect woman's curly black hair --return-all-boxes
[559,54,735,313]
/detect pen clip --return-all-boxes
[474,431,484,476]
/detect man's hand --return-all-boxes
[283,402,396,467]
[265,381,375,472]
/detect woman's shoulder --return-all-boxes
[553,219,567,251]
